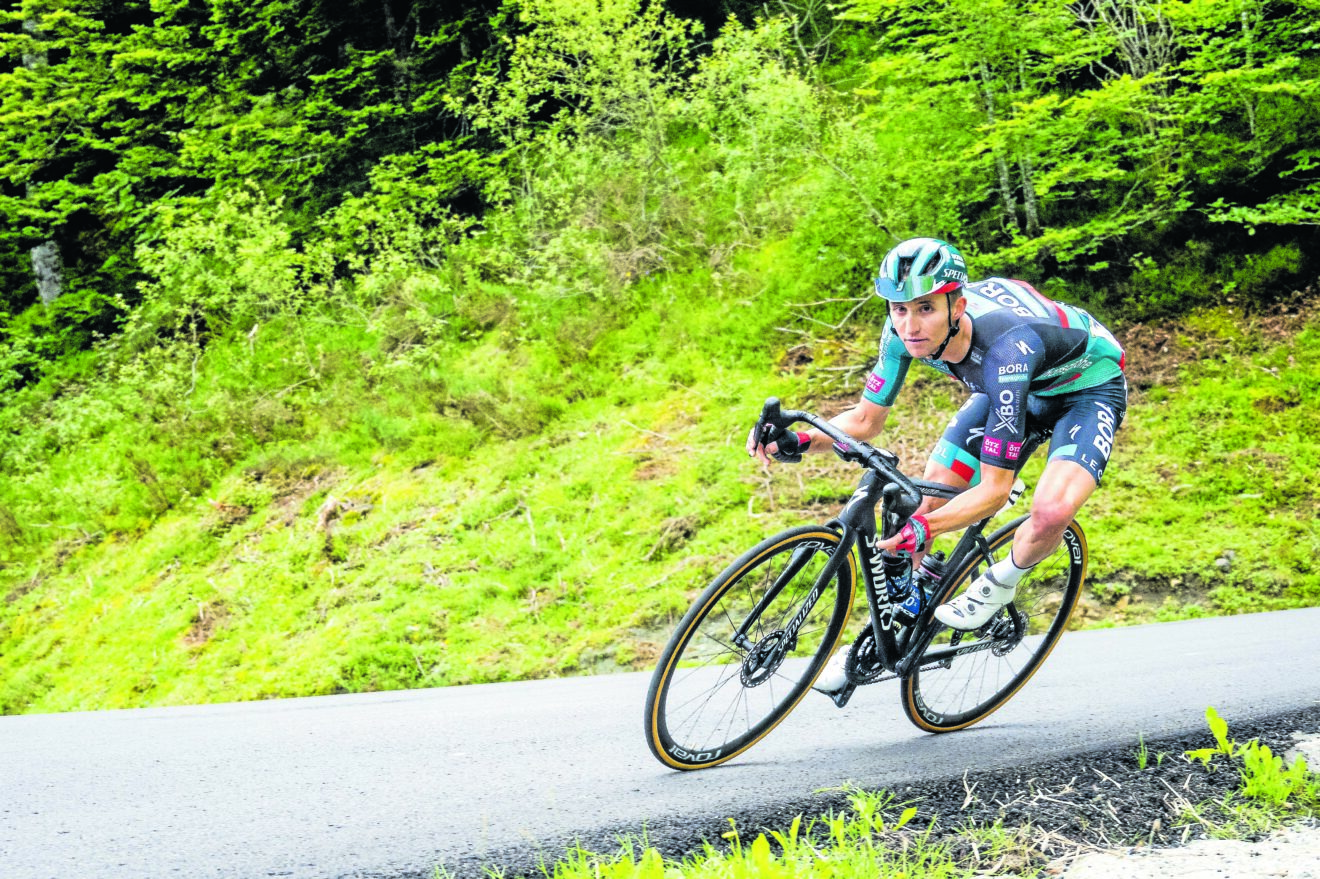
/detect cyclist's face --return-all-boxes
[889,293,963,358]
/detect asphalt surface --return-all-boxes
[3,607,1319,879]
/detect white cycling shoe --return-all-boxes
[934,572,1016,631]
[813,646,851,694]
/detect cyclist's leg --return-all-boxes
[934,379,1126,629]
[1012,377,1128,566]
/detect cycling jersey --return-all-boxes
[862,278,1127,476]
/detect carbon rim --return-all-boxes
[902,521,1086,732]
[645,527,855,769]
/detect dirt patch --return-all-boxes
[1116,285,1320,393]
[644,515,703,561]
[778,344,815,371]
[1253,388,1302,413]
[181,600,231,647]
[206,499,253,532]
[1115,321,1190,391]
[4,574,41,605]
[633,455,679,481]
[627,640,663,670]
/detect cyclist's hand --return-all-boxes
[875,514,931,553]
[746,422,810,465]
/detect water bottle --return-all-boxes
[914,552,947,602]
[882,551,924,622]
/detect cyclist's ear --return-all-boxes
[950,294,968,322]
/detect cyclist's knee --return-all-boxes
[1027,495,1079,536]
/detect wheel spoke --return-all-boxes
[905,523,1084,732]
[647,529,853,767]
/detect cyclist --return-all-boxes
[746,237,1126,692]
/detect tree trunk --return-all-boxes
[25,17,63,304]
[31,240,65,305]
[1018,156,1041,237]
[979,61,1020,234]
[1016,55,1041,237]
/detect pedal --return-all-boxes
[815,682,856,708]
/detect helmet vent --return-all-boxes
[896,256,915,283]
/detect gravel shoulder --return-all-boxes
[461,704,1320,879]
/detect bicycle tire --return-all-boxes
[644,525,857,770]
[901,517,1086,733]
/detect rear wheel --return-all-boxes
[902,517,1086,732]
[645,526,856,770]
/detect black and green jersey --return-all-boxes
[863,278,1126,471]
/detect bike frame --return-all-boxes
[823,470,1019,679]
[748,397,1051,687]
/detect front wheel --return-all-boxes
[902,517,1086,733]
[644,525,857,770]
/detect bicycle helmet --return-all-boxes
[874,237,968,358]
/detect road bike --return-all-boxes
[643,398,1087,770]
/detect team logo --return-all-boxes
[992,389,1017,433]
[1093,402,1116,457]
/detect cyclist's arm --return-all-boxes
[802,398,890,454]
[915,462,1015,536]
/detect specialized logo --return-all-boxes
[983,436,1003,456]
[992,389,1017,434]
[1006,441,1023,461]
[1069,424,1082,440]
[841,485,871,517]
[1015,340,1035,357]
[1093,402,1116,457]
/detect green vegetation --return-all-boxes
[467,790,1038,879]
[1,1,1318,712]
[1184,707,1320,821]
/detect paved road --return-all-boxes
[4,608,1320,879]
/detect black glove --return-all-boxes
[752,422,808,464]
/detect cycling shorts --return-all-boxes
[931,375,1128,487]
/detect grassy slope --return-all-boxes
[1,268,1317,712]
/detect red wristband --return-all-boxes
[897,515,930,553]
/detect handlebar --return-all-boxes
[757,397,923,518]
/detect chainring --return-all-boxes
[844,628,891,685]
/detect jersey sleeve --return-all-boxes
[978,325,1047,469]
[862,319,910,408]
